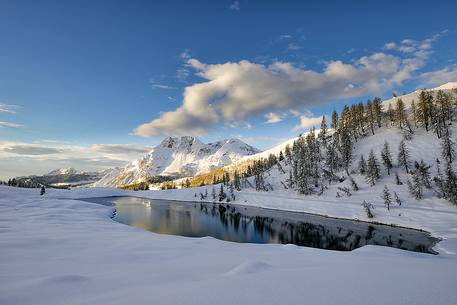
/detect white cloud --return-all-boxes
[0,141,151,162]
[0,103,19,114]
[133,34,442,137]
[150,83,176,90]
[0,121,23,128]
[292,115,323,131]
[419,66,457,87]
[230,1,240,10]
[264,112,283,124]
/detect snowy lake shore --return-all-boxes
[1,185,457,305]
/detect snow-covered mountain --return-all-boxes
[45,168,79,176]
[94,136,260,187]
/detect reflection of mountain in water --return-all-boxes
[82,197,437,254]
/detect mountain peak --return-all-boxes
[95,137,260,187]
[45,168,78,176]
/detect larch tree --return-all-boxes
[366,150,380,186]
[397,139,411,173]
[441,128,455,164]
[381,141,393,175]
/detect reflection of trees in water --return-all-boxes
[196,203,432,253]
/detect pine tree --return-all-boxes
[331,110,339,130]
[382,185,392,210]
[411,99,418,128]
[394,191,402,206]
[394,171,402,185]
[338,128,353,175]
[361,200,374,218]
[418,90,433,132]
[387,103,395,126]
[229,182,235,201]
[441,128,455,164]
[325,141,339,181]
[278,151,284,162]
[319,115,328,145]
[443,160,457,204]
[380,141,393,175]
[395,98,406,128]
[218,185,226,202]
[366,150,380,186]
[233,170,241,191]
[366,100,375,135]
[407,171,423,200]
[211,186,216,201]
[435,90,453,130]
[373,97,383,128]
[414,160,432,189]
[349,176,359,191]
[397,140,410,173]
[358,154,367,175]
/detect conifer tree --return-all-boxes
[278,151,284,162]
[443,160,457,204]
[441,128,455,164]
[366,150,380,186]
[361,200,374,218]
[394,191,402,206]
[325,141,339,181]
[397,140,410,173]
[435,90,453,130]
[380,141,393,175]
[233,170,241,191]
[387,103,395,126]
[331,110,339,130]
[418,90,433,132]
[358,154,367,175]
[319,115,328,140]
[411,100,418,128]
[382,185,392,211]
[366,100,375,135]
[211,186,216,200]
[218,185,226,202]
[407,171,423,200]
[395,98,406,128]
[394,171,402,185]
[338,128,353,175]
[349,176,359,191]
[414,160,432,189]
[373,97,383,128]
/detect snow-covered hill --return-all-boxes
[94,137,260,187]
[383,82,457,109]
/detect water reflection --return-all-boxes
[83,196,438,254]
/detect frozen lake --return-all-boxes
[83,196,438,253]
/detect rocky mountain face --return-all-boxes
[94,136,260,187]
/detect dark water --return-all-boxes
[82,196,438,254]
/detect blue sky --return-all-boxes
[1,0,457,178]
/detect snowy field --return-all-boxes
[1,185,457,305]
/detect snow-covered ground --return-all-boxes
[1,184,457,305]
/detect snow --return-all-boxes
[1,184,457,305]
[94,137,259,187]
[45,167,79,176]
[383,82,457,109]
